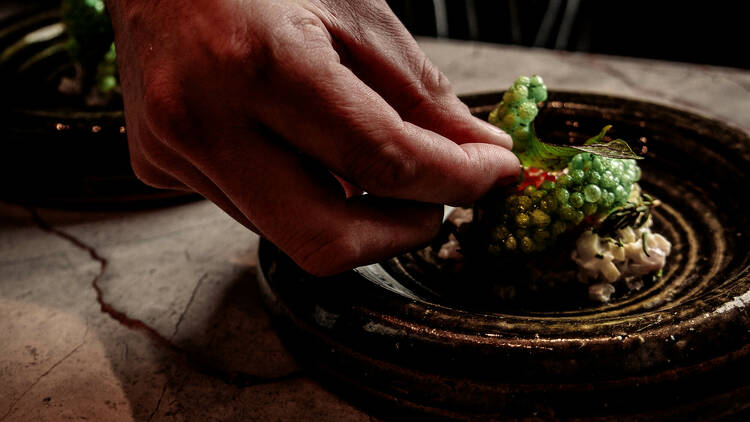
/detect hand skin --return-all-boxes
[106,0,520,276]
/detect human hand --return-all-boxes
[106,0,520,275]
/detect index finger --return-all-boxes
[248,17,520,205]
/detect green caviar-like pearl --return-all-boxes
[540,180,556,191]
[515,213,530,228]
[520,236,535,253]
[540,197,558,213]
[555,187,570,203]
[570,154,586,170]
[513,126,530,143]
[517,101,538,123]
[584,184,602,202]
[502,91,514,104]
[572,210,585,225]
[504,235,517,251]
[517,196,533,211]
[502,113,518,129]
[601,171,616,189]
[614,185,629,202]
[587,171,601,185]
[560,204,576,221]
[556,174,572,187]
[531,209,551,227]
[592,156,605,172]
[602,191,615,207]
[570,169,585,184]
[583,202,598,216]
[510,85,528,103]
[491,225,509,241]
[529,86,547,102]
[515,76,531,86]
[570,192,585,208]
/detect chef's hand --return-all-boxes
[106,0,519,276]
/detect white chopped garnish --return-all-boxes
[627,183,642,203]
[625,277,644,291]
[447,207,473,227]
[589,283,616,302]
[572,220,672,299]
[437,233,464,260]
[619,226,637,243]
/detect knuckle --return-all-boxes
[350,140,418,195]
[129,150,179,190]
[398,57,457,120]
[128,125,185,191]
[142,70,185,142]
[266,11,334,69]
[130,158,166,188]
[416,56,453,97]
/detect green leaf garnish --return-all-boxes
[583,125,612,145]
[515,124,643,171]
[642,232,650,257]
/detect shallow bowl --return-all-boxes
[258,91,750,420]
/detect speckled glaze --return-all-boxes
[259,95,750,419]
[0,7,192,207]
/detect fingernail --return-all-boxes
[474,117,513,149]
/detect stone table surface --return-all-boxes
[1,38,749,421]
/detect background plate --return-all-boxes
[0,3,196,208]
[258,91,750,420]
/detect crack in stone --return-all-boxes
[26,209,174,347]
[170,273,208,340]
[146,381,169,422]
[25,208,306,390]
[0,328,88,422]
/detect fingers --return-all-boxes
[249,29,519,206]
[130,120,263,233]
[311,1,513,150]
[182,127,443,276]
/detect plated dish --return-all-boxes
[431,76,672,306]
[258,89,750,419]
[0,2,190,207]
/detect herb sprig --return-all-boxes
[595,194,660,238]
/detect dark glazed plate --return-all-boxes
[0,3,196,208]
[258,91,750,420]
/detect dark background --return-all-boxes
[0,0,747,70]
[387,0,748,69]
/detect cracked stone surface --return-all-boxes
[2,39,749,421]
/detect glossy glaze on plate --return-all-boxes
[258,92,750,420]
[0,6,194,207]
